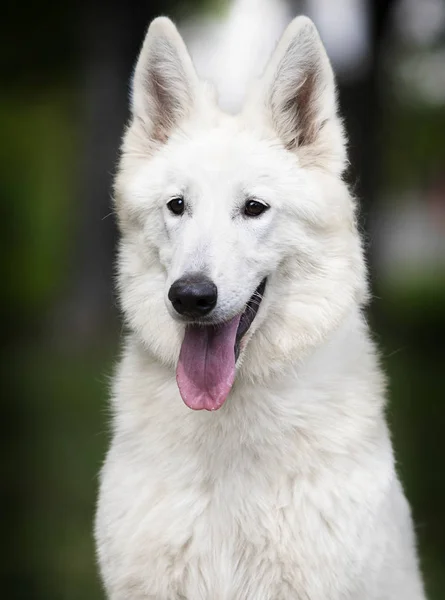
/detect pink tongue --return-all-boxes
[176,315,241,411]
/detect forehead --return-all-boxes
[156,124,299,192]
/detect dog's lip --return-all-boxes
[235,278,267,361]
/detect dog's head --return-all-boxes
[115,16,367,410]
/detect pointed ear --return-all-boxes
[250,17,346,174]
[131,17,199,143]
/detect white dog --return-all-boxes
[95,15,426,600]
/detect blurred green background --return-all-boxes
[2,0,444,598]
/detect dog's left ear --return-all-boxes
[247,17,346,175]
[131,17,199,143]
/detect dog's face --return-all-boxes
[115,17,367,409]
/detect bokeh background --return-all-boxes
[3,0,444,598]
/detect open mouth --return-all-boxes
[176,278,267,411]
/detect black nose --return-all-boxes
[168,275,217,318]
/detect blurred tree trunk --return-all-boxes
[338,0,395,290]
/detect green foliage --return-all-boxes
[17,343,116,599]
[1,91,78,313]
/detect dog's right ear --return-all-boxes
[246,17,346,175]
[131,17,199,143]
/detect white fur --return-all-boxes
[95,16,426,599]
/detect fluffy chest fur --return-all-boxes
[95,321,420,600]
[98,449,389,600]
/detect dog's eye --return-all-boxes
[167,196,185,216]
[244,199,269,218]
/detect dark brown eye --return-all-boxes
[244,199,269,217]
[167,196,185,216]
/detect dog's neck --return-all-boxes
[116,306,386,468]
